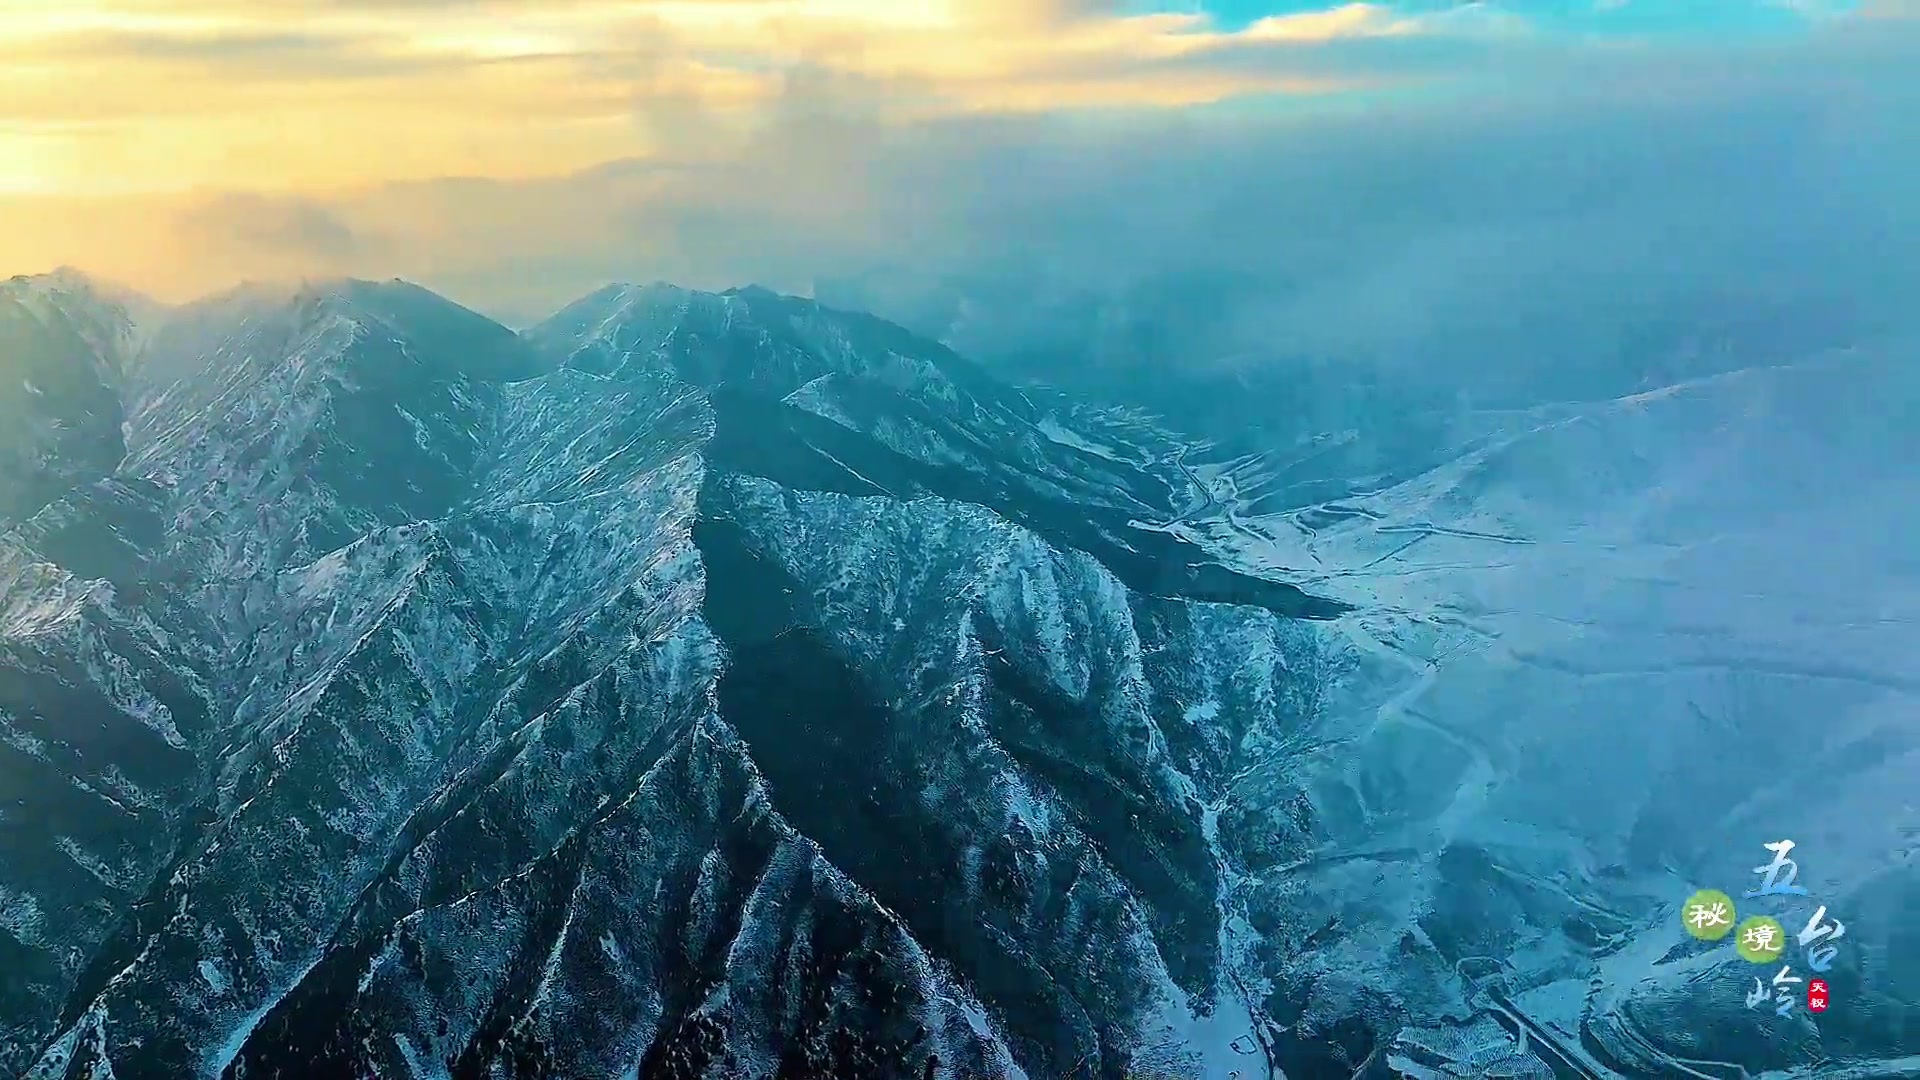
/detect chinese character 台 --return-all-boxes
[1797,905,1846,973]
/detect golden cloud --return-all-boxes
[0,1,1449,197]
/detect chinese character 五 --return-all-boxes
[1745,839,1811,898]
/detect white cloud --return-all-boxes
[1,3,1913,400]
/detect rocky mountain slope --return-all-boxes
[0,271,142,523]
[1,274,1913,1079]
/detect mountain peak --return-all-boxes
[1,265,164,377]
[4,265,161,322]
[190,275,402,310]
[145,276,542,395]
[6,264,134,297]
[545,281,810,324]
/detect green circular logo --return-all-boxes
[1735,915,1787,963]
[1681,889,1737,941]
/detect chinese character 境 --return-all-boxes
[1736,915,1787,964]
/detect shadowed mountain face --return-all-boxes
[1,275,1913,1080]
[0,273,138,523]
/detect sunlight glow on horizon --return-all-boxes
[0,0,1889,303]
[0,1,1567,197]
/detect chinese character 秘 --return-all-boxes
[1745,839,1812,898]
[1682,889,1737,941]
[1690,901,1731,929]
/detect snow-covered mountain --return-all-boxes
[1,273,1913,1079]
[0,271,149,522]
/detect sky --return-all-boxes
[0,0,1916,365]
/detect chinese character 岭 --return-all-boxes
[1771,965,1803,1018]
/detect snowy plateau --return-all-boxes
[0,270,1914,1080]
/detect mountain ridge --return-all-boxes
[5,272,1345,1079]
[2,267,1914,1079]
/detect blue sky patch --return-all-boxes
[1147,0,1859,35]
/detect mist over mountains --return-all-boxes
[0,268,1915,1080]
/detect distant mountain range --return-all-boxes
[2,271,1914,1079]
